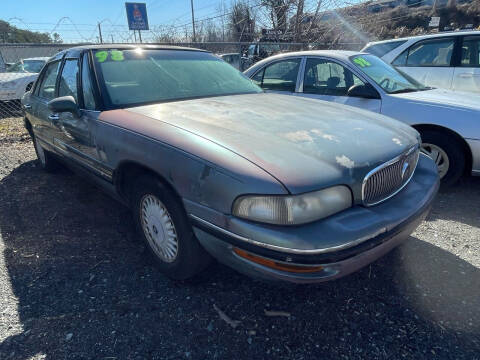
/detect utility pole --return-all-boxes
[111,34,114,43]
[138,30,142,43]
[190,0,196,42]
[98,22,103,43]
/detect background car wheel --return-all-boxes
[33,135,60,172]
[132,175,212,280]
[419,130,465,186]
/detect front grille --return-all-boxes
[362,145,419,206]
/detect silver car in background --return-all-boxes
[362,31,480,93]
[245,50,480,185]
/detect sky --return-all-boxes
[1,0,230,43]
[1,0,364,43]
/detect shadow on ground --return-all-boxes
[0,162,479,359]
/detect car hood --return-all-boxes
[0,72,33,82]
[390,88,480,111]
[127,93,419,197]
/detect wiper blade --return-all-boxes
[389,88,419,94]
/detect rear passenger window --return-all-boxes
[460,37,480,67]
[405,39,454,67]
[260,59,301,92]
[58,59,79,102]
[37,61,61,100]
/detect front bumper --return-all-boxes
[0,91,18,101]
[188,154,439,283]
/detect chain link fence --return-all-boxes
[0,41,363,120]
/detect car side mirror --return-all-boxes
[347,84,380,99]
[48,96,80,117]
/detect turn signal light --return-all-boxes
[233,248,323,274]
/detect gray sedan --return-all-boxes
[22,45,439,283]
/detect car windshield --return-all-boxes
[350,54,430,94]
[93,49,261,107]
[7,60,45,73]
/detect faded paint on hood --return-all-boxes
[122,93,418,196]
[391,88,480,112]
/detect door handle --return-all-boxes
[48,113,60,125]
[23,104,32,109]
[459,73,474,78]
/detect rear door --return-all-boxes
[251,57,303,94]
[30,59,62,145]
[392,37,456,90]
[298,57,381,113]
[452,36,480,93]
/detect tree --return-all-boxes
[0,20,56,43]
[229,1,256,42]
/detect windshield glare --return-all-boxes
[350,54,427,93]
[93,49,261,107]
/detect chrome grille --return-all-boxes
[362,146,420,206]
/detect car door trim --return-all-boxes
[53,138,113,181]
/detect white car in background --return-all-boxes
[362,31,480,93]
[244,50,480,185]
[0,57,49,103]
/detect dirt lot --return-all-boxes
[0,117,479,360]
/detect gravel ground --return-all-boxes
[0,117,479,360]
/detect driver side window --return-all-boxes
[254,58,301,92]
[303,58,364,96]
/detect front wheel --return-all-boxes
[419,130,465,186]
[132,175,212,280]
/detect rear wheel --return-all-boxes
[132,175,212,280]
[419,130,465,186]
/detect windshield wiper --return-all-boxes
[389,88,420,94]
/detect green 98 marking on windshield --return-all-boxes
[95,50,125,63]
[95,51,108,63]
[110,50,124,61]
[353,57,371,67]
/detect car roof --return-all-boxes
[58,44,208,58]
[258,50,362,62]
[365,30,480,46]
[22,57,50,61]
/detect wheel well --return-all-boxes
[24,117,33,138]
[114,162,181,206]
[412,124,472,174]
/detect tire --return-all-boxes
[32,134,60,172]
[420,130,465,186]
[132,175,212,280]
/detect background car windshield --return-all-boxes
[7,60,45,73]
[350,54,426,93]
[93,49,261,106]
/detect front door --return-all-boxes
[394,37,455,90]
[452,36,480,93]
[251,58,303,94]
[53,54,107,179]
[298,57,381,113]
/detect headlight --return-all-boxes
[232,186,352,225]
